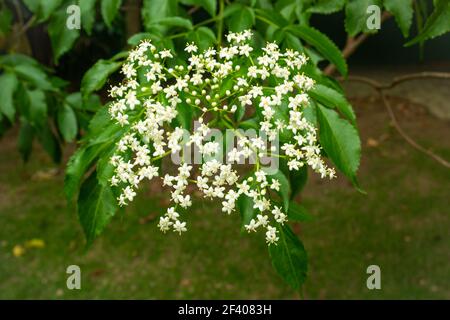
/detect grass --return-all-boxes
[0,96,449,299]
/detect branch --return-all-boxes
[340,73,450,169]
[324,11,392,76]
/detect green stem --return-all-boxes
[217,0,225,47]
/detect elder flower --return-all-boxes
[106,30,336,245]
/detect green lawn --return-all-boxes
[0,97,449,299]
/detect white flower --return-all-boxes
[106,29,336,246]
[185,43,198,53]
[245,219,259,232]
[173,220,187,234]
[166,207,179,220]
[265,226,279,244]
[158,216,172,233]
[270,179,280,191]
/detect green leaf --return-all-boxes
[18,119,34,162]
[65,145,101,200]
[307,0,345,14]
[142,0,178,32]
[253,8,289,28]
[79,0,97,35]
[384,0,413,37]
[405,0,450,46]
[13,64,54,91]
[289,165,308,200]
[78,171,117,246]
[23,0,63,22]
[27,90,47,126]
[316,104,361,186]
[180,0,216,16]
[263,168,291,211]
[283,31,303,52]
[227,6,255,32]
[97,148,117,186]
[0,72,18,122]
[0,54,43,68]
[82,94,102,112]
[287,201,313,222]
[237,194,255,231]
[152,17,193,30]
[201,0,216,16]
[238,117,260,130]
[101,0,122,27]
[65,107,126,200]
[175,102,193,130]
[309,84,356,124]
[286,25,348,77]
[187,27,216,50]
[345,0,382,36]
[127,32,154,46]
[269,225,307,290]
[36,124,61,163]
[58,104,78,142]
[81,59,122,97]
[48,9,80,64]
[0,7,13,35]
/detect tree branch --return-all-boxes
[340,73,450,169]
[324,11,392,76]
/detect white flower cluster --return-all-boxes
[106,30,335,245]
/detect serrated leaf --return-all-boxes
[58,104,78,142]
[307,0,345,14]
[316,104,361,186]
[406,0,450,46]
[345,0,382,36]
[384,0,414,37]
[101,0,122,27]
[269,225,307,290]
[0,72,18,122]
[286,25,348,77]
[81,59,122,97]
[78,171,117,246]
[227,6,255,32]
[309,84,356,124]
